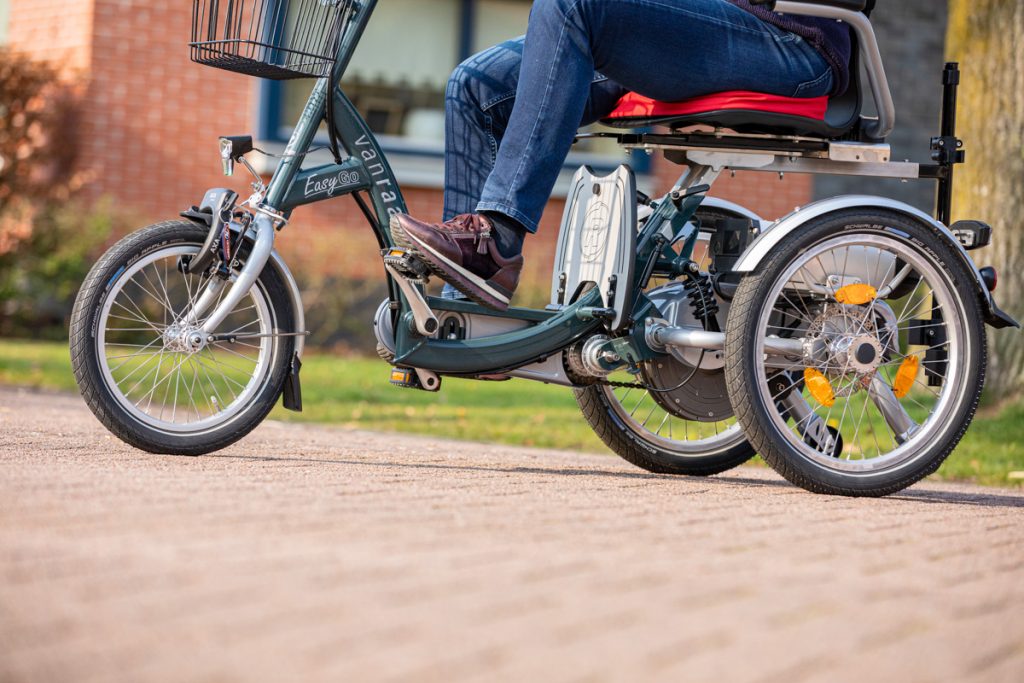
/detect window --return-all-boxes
[257,0,645,190]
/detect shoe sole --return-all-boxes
[390,217,512,312]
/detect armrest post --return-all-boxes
[773,1,894,140]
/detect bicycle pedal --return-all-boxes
[389,366,442,392]
[382,247,430,281]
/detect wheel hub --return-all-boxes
[163,323,208,354]
[830,334,884,375]
[805,304,891,394]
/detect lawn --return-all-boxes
[1,338,1021,487]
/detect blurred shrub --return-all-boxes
[0,198,134,339]
[0,47,127,339]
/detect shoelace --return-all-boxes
[445,215,494,255]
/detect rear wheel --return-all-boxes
[575,206,756,476]
[725,210,986,496]
[70,220,295,455]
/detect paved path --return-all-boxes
[0,386,1022,683]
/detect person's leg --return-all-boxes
[477,0,836,233]
[438,36,628,302]
[443,37,627,222]
[396,0,837,310]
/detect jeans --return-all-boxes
[443,0,835,233]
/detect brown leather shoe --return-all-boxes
[390,213,523,311]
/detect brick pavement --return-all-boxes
[1,386,1022,682]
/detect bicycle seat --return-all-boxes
[603,90,845,137]
[603,2,875,140]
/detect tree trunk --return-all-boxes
[946,0,1024,399]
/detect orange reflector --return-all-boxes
[390,368,413,383]
[804,368,835,408]
[835,283,877,306]
[893,356,920,398]
[387,248,406,257]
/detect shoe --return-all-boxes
[390,213,523,311]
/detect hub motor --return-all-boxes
[641,281,732,423]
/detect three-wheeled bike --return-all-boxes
[70,0,1018,496]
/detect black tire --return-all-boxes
[572,205,757,477]
[575,385,757,476]
[725,209,987,497]
[70,220,295,456]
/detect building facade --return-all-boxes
[3,0,947,311]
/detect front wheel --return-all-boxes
[70,220,295,455]
[725,210,987,496]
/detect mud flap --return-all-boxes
[551,165,636,331]
[281,352,303,412]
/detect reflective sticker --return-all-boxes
[835,283,878,306]
[804,367,835,408]
[893,356,920,399]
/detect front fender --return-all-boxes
[733,195,1019,329]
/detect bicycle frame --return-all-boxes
[192,0,709,378]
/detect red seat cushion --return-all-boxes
[607,90,829,122]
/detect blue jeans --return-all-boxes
[443,0,834,233]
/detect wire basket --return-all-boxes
[190,0,357,80]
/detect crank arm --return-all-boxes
[384,263,439,337]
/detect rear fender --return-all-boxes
[733,195,1019,329]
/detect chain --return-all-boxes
[600,378,649,389]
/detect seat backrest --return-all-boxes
[823,0,880,139]
[822,31,863,135]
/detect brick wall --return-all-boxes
[7,0,93,72]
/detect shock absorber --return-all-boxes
[684,265,720,333]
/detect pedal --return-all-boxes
[949,220,992,251]
[382,247,430,281]
[389,366,441,392]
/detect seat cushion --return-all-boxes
[603,90,833,136]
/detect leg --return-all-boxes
[444,37,627,222]
[477,0,836,232]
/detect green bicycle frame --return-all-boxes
[254,0,706,376]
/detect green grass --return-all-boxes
[2,338,1021,487]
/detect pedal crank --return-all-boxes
[382,248,439,337]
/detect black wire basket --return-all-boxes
[190,0,357,80]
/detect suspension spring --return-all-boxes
[684,269,720,332]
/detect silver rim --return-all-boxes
[602,235,746,458]
[753,233,968,475]
[96,245,276,434]
[603,382,746,456]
